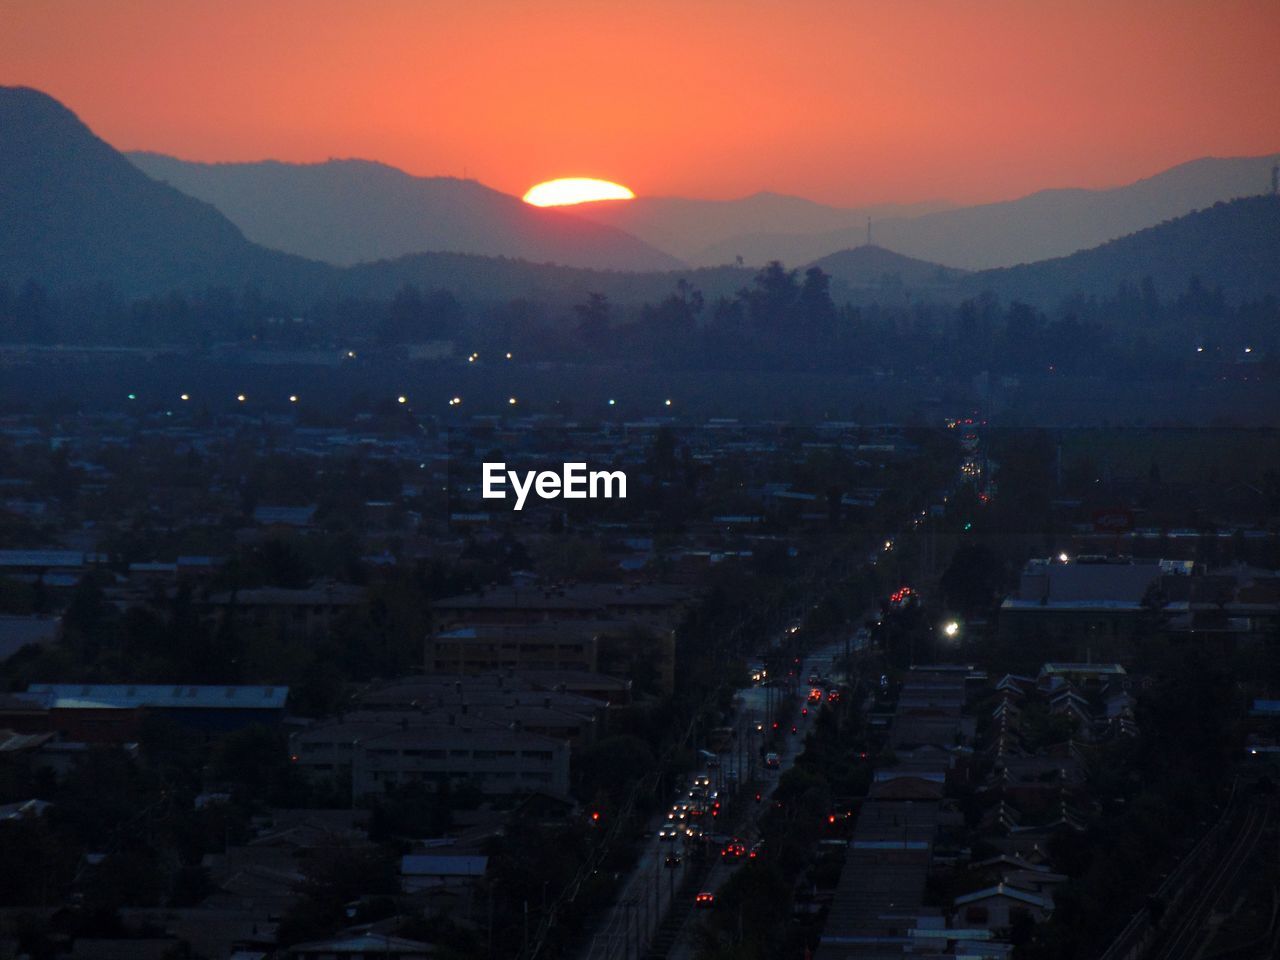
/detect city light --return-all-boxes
[508,397,518,405]
[236,394,246,402]
[398,395,407,404]
[1058,552,1070,563]
[449,397,462,406]
[608,399,616,406]
[665,399,672,406]
[126,393,136,400]
[179,394,189,401]
[289,395,298,403]
[942,620,960,638]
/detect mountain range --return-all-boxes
[565,193,951,264]
[757,154,1280,271]
[127,153,683,272]
[128,144,1278,275]
[0,86,329,299]
[3,85,1279,315]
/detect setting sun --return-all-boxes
[522,178,635,207]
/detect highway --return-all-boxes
[662,638,851,960]
[580,638,846,960]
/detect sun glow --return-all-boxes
[523,178,635,207]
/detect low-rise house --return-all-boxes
[291,714,571,799]
[25,684,289,740]
[399,853,488,893]
[954,883,1053,931]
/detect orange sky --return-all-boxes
[4,0,1279,206]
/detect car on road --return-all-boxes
[721,839,747,858]
[665,854,682,868]
[764,752,780,768]
[695,892,716,908]
[658,826,679,841]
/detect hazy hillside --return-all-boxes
[807,245,966,301]
[572,192,950,264]
[340,253,751,306]
[128,153,684,271]
[0,86,331,298]
[6,87,1278,319]
[692,154,1280,270]
[0,87,700,306]
[966,195,1280,304]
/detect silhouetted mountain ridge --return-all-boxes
[574,193,950,264]
[3,87,1278,321]
[807,245,968,296]
[0,86,332,298]
[127,152,684,271]
[685,154,1280,269]
[966,195,1280,303]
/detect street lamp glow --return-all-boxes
[505,352,513,360]
[664,398,672,407]
[942,620,960,638]
[236,394,246,402]
[1058,552,1070,563]
[179,393,189,401]
[398,395,407,404]
[608,399,616,406]
[508,396,518,405]
[289,395,298,403]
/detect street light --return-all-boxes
[942,620,960,639]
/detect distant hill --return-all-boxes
[127,153,684,271]
[851,155,1280,270]
[572,192,950,265]
[806,245,966,301]
[966,195,1280,304]
[679,154,1280,270]
[0,86,701,306]
[0,86,331,299]
[338,253,751,306]
[5,86,1278,321]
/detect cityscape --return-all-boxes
[2,3,1280,960]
